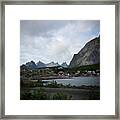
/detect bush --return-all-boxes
[21,88,49,100]
[52,92,71,100]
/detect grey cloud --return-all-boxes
[20,20,100,65]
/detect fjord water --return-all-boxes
[43,77,100,86]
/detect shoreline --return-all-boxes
[21,75,100,81]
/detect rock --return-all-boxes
[69,36,100,68]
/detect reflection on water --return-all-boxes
[42,77,100,86]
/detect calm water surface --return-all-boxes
[43,77,100,86]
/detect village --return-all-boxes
[20,64,100,81]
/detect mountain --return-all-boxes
[21,61,61,69]
[46,62,60,67]
[69,36,100,68]
[25,61,37,69]
[20,64,28,70]
[36,61,46,68]
[61,62,68,68]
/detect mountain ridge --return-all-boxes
[21,61,69,69]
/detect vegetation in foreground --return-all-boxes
[20,81,100,100]
[21,88,72,100]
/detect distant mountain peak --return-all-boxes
[26,60,35,64]
[25,60,37,69]
[61,62,68,68]
[46,62,60,67]
[36,60,46,68]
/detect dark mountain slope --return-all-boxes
[69,36,100,68]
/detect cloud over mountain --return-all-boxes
[20,20,100,65]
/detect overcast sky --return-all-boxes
[20,20,100,65]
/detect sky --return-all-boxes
[20,20,100,65]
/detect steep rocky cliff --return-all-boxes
[69,36,100,68]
